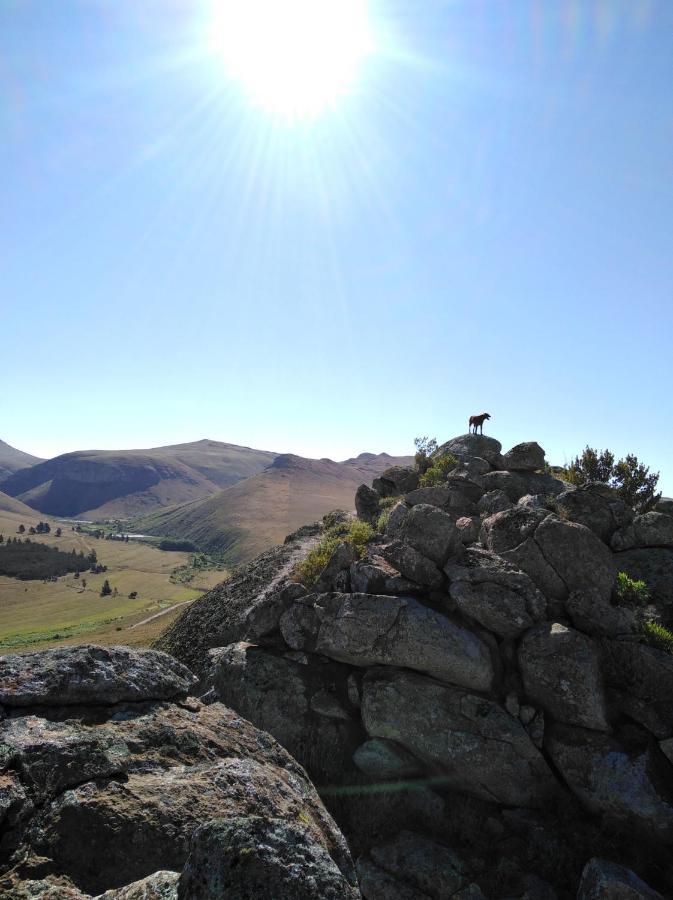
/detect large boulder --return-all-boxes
[0,645,196,707]
[545,723,673,842]
[518,624,609,731]
[350,554,421,596]
[565,588,637,639]
[386,503,463,567]
[481,509,616,602]
[211,642,362,783]
[361,668,557,808]
[279,593,495,692]
[445,549,546,639]
[0,646,355,896]
[355,483,381,524]
[405,478,483,519]
[611,513,673,552]
[502,442,546,472]
[477,490,512,516]
[554,484,633,544]
[435,435,502,466]
[372,466,419,498]
[613,549,673,620]
[601,640,673,734]
[177,816,360,899]
[577,857,663,899]
[379,540,445,589]
[481,471,565,503]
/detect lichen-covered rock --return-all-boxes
[576,857,663,899]
[386,503,463,567]
[545,723,673,842]
[477,490,512,516]
[502,442,546,472]
[455,516,481,544]
[177,816,360,899]
[361,668,557,807]
[373,466,419,498]
[554,483,632,544]
[518,624,609,731]
[0,645,196,708]
[280,593,494,691]
[435,434,502,466]
[611,512,673,552]
[349,555,421,596]
[99,870,180,899]
[379,540,445,589]
[446,549,546,639]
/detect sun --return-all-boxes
[210,0,373,119]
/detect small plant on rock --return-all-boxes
[295,519,375,586]
[641,620,673,654]
[419,453,459,487]
[614,571,650,606]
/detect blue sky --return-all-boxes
[2,1,672,494]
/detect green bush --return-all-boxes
[641,620,673,654]
[419,453,459,487]
[295,519,375,586]
[614,571,651,606]
[566,446,660,512]
[414,436,438,475]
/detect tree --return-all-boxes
[18,525,25,534]
[414,436,438,475]
[100,579,112,597]
[55,527,62,537]
[566,446,661,513]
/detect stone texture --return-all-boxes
[435,434,502,465]
[379,541,445,589]
[481,471,528,502]
[315,541,357,592]
[280,593,494,691]
[369,831,468,898]
[565,588,637,638]
[373,467,419,498]
[601,640,673,732]
[100,871,180,899]
[545,723,673,841]
[349,555,420,596]
[611,512,673,552]
[361,668,556,807]
[353,739,423,780]
[576,857,663,899]
[554,484,632,544]
[502,442,546,472]
[355,483,381,524]
[455,516,480,544]
[177,816,360,899]
[356,858,427,900]
[0,645,196,708]
[518,624,609,731]
[405,479,482,519]
[477,490,512,516]
[386,503,462,567]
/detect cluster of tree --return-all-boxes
[566,447,661,512]
[105,533,130,542]
[100,579,119,598]
[0,540,99,581]
[158,538,198,552]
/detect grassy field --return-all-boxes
[0,509,227,655]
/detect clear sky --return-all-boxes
[2,1,672,494]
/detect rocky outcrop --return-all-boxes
[611,512,673,551]
[435,435,502,466]
[372,466,419,498]
[501,442,545,472]
[554,483,632,543]
[0,646,358,898]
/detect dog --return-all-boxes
[469,413,491,435]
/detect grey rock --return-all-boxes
[380,541,445,589]
[350,555,420,596]
[239,582,307,644]
[566,588,638,638]
[373,466,419,498]
[435,434,502,465]
[356,858,427,900]
[356,484,381,524]
[370,830,468,898]
[518,494,549,510]
[315,541,357,592]
[576,857,663,898]
[0,646,197,708]
[455,516,480,544]
[554,484,632,544]
[481,470,528,502]
[502,442,546,472]
[611,513,673,552]
[280,593,494,691]
[405,479,482,518]
[177,816,360,899]
[546,723,673,841]
[655,498,673,516]
[601,639,673,731]
[353,739,423,780]
[98,871,180,899]
[446,549,546,639]
[361,668,557,807]
[477,490,512,516]
[386,503,462,567]
[613,549,673,618]
[518,623,609,731]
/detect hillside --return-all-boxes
[0,438,43,480]
[0,439,277,519]
[0,489,39,518]
[137,451,413,564]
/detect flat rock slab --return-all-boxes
[0,645,197,708]
[361,668,557,808]
[280,593,495,692]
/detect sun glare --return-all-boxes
[211,0,373,119]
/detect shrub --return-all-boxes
[128,591,138,599]
[419,453,459,487]
[614,571,650,606]
[566,446,660,512]
[100,579,112,597]
[642,620,673,654]
[414,436,438,475]
[295,520,375,586]
[378,496,398,511]
[322,509,350,530]
[159,539,199,552]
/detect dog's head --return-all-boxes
[483,413,491,420]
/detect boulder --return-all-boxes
[177,816,360,899]
[455,516,480,544]
[554,484,633,544]
[350,555,421,596]
[279,593,495,692]
[477,490,512,516]
[502,442,546,472]
[353,739,423,780]
[601,640,673,732]
[100,871,181,899]
[612,513,673,552]
[373,467,419,498]
[545,723,673,841]
[0,645,196,708]
[356,858,428,900]
[379,541,445,589]
[368,831,469,898]
[655,498,673,516]
[315,541,357,592]
[435,434,502,466]
[481,471,528,502]
[405,479,482,519]
[577,857,663,899]
[565,588,637,639]
[518,623,609,731]
[386,503,463,567]
[361,668,557,807]
[517,494,549,510]
[613,549,673,620]
[355,484,381,524]
[211,642,362,783]
[446,549,546,639]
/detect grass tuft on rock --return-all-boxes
[295,519,375,586]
